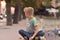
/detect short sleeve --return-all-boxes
[33,17,38,26]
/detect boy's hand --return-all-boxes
[29,36,34,40]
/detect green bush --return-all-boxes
[11,0,60,12]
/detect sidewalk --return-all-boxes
[0,19,60,40]
[0,20,26,40]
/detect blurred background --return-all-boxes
[0,0,60,40]
[0,0,60,26]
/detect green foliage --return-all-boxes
[11,0,52,9]
[11,0,18,6]
[22,0,36,9]
[11,0,37,9]
[11,0,60,10]
[45,0,51,7]
[55,0,60,3]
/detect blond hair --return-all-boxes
[24,7,34,15]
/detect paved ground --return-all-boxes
[0,19,26,40]
[0,18,60,40]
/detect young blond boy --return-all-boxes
[19,7,45,40]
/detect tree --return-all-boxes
[11,0,18,6]
[22,0,36,9]
[6,0,12,26]
[13,0,21,24]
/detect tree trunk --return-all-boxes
[13,3,20,24]
[18,1,26,21]
[18,9,26,21]
[6,0,12,26]
[22,10,26,19]
[18,9,21,21]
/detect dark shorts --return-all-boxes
[18,29,45,38]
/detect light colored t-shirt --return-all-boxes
[26,17,38,33]
[1,1,6,14]
[1,1,6,8]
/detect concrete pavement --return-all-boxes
[0,20,26,40]
[0,19,60,40]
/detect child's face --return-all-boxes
[25,12,31,18]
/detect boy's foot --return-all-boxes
[19,37,25,40]
[40,36,47,40]
[19,37,28,40]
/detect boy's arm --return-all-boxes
[29,26,39,40]
[32,26,39,38]
[29,18,38,40]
